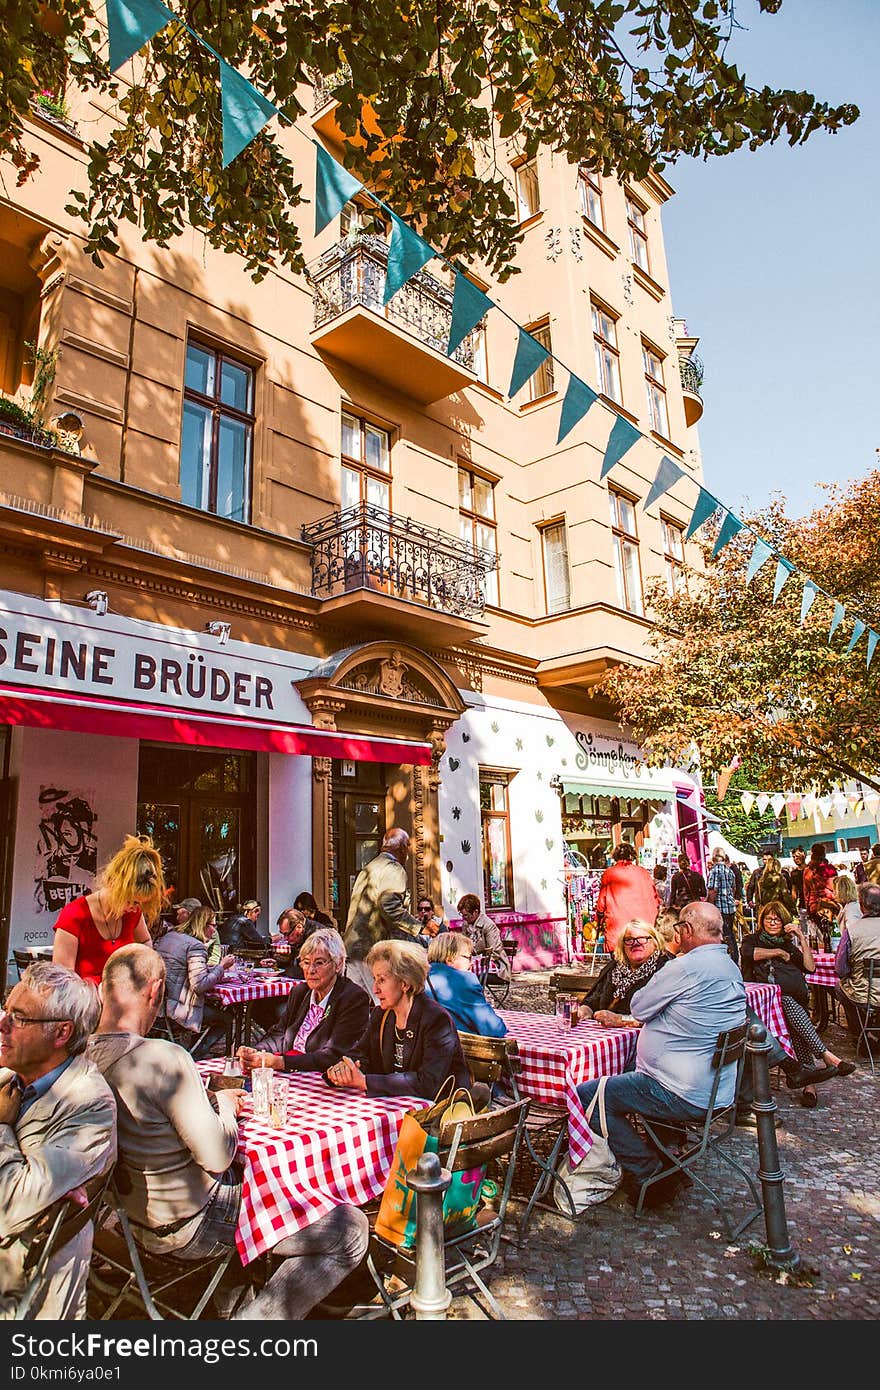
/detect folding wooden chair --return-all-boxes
[633,1021,762,1239]
[12,1167,113,1320]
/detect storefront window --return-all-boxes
[479,774,514,908]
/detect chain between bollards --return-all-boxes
[746,1022,801,1273]
[408,1151,452,1319]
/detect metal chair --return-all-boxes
[355,1098,529,1320]
[633,1021,762,1239]
[88,1180,247,1320]
[12,1167,112,1319]
[478,941,515,1008]
[850,960,880,1077]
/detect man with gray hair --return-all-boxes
[835,881,880,1045]
[576,900,745,1209]
[0,962,116,1318]
[343,828,423,1000]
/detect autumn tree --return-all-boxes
[1,1,858,280]
[604,470,880,796]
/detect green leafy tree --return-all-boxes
[604,471,880,796]
[1,1,858,281]
[703,766,780,855]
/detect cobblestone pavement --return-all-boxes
[449,971,879,1321]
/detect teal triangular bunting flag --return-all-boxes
[508,329,549,398]
[557,375,598,444]
[644,456,685,511]
[829,602,845,641]
[712,511,744,558]
[600,415,641,478]
[868,631,879,669]
[772,558,794,602]
[746,537,774,585]
[846,618,866,655]
[314,143,363,235]
[685,487,717,540]
[448,274,493,356]
[220,59,278,168]
[106,0,173,71]
[384,214,434,304]
[799,579,819,625]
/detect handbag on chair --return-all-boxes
[553,1076,622,1213]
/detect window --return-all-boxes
[541,521,571,614]
[609,489,643,616]
[643,342,669,438]
[459,465,499,607]
[480,773,514,909]
[472,322,488,384]
[578,165,603,230]
[592,301,621,405]
[525,321,555,401]
[181,341,254,522]
[341,411,392,511]
[515,159,540,222]
[626,193,650,272]
[662,517,686,596]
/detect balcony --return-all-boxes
[301,501,495,644]
[679,354,704,427]
[309,235,481,403]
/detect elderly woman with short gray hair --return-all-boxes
[237,928,370,1075]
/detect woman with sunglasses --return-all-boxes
[579,919,672,1027]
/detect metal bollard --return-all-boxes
[746,1023,801,1273]
[407,1151,452,1319]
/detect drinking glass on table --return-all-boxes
[269,1075,289,1128]
[251,1055,273,1119]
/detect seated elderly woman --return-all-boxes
[426,932,507,1038]
[238,928,370,1074]
[579,918,672,1026]
[326,939,471,1099]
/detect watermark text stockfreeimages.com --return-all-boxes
[10,1332,317,1369]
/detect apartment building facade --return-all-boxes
[0,69,708,964]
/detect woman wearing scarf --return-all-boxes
[579,919,671,1026]
[741,900,855,1107]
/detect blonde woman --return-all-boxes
[53,833,163,986]
[834,874,861,933]
[579,919,672,1027]
[156,901,236,1046]
[426,932,507,1037]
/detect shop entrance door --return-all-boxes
[331,761,388,929]
[136,744,256,915]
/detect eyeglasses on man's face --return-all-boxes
[1,1007,69,1028]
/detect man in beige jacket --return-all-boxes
[343,828,424,1001]
[0,963,116,1319]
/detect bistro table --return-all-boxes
[806,950,839,1031]
[198,1062,418,1264]
[498,981,793,1165]
[209,969,296,1050]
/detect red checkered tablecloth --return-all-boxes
[499,981,793,1164]
[806,951,838,990]
[210,975,296,1007]
[198,1063,419,1265]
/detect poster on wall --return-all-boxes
[34,785,98,914]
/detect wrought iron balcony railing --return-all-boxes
[301,501,496,620]
[679,354,704,397]
[308,234,477,370]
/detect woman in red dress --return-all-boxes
[52,833,164,985]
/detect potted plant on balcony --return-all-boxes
[29,87,77,135]
[0,342,66,450]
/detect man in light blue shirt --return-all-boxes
[576,901,745,1207]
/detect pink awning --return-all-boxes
[0,682,432,765]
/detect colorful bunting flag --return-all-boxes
[832,792,848,817]
[746,536,774,585]
[447,274,493,356]
[599,414,640,479]
[865,792,880,813]
[643,456,685,512]
[384,213,434,304]
[800,579,818,626]
[105,0,173,71]
[817,796,832,818]
[557,374,598,444]
[508,328,549,398]
[801,793,816,818]
[314,143,363,235]
[685,488,717,540]
[219,57,278,167]
[829,602,846,641]
[846,618,866,655]
[740,792,755,815]
[868,631,879,670]
[712,510,743,558]
[770,794,786,817]
[786,797,802,820]
[772,558,794,603]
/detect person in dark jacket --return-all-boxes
[293,891,335,929]
[668,853,706,911]
[579,919,672,1026]
[237,929,369,1074]
[219,899,267,951]
[325,939,470,1099]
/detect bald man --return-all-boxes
[342,829,423,1001]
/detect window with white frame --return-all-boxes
[643,342,670,438]
[609,488,644,616]
[578,165,604,230]
[515,159,540,222]
[592,301,621,405]
[626,193,650,272]
[662,517,686,595]
[341,410,391,511]
[525,321,555,401]
[459,465,499,606]
[541,521,571,614]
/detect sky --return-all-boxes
[662,0,878,520]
